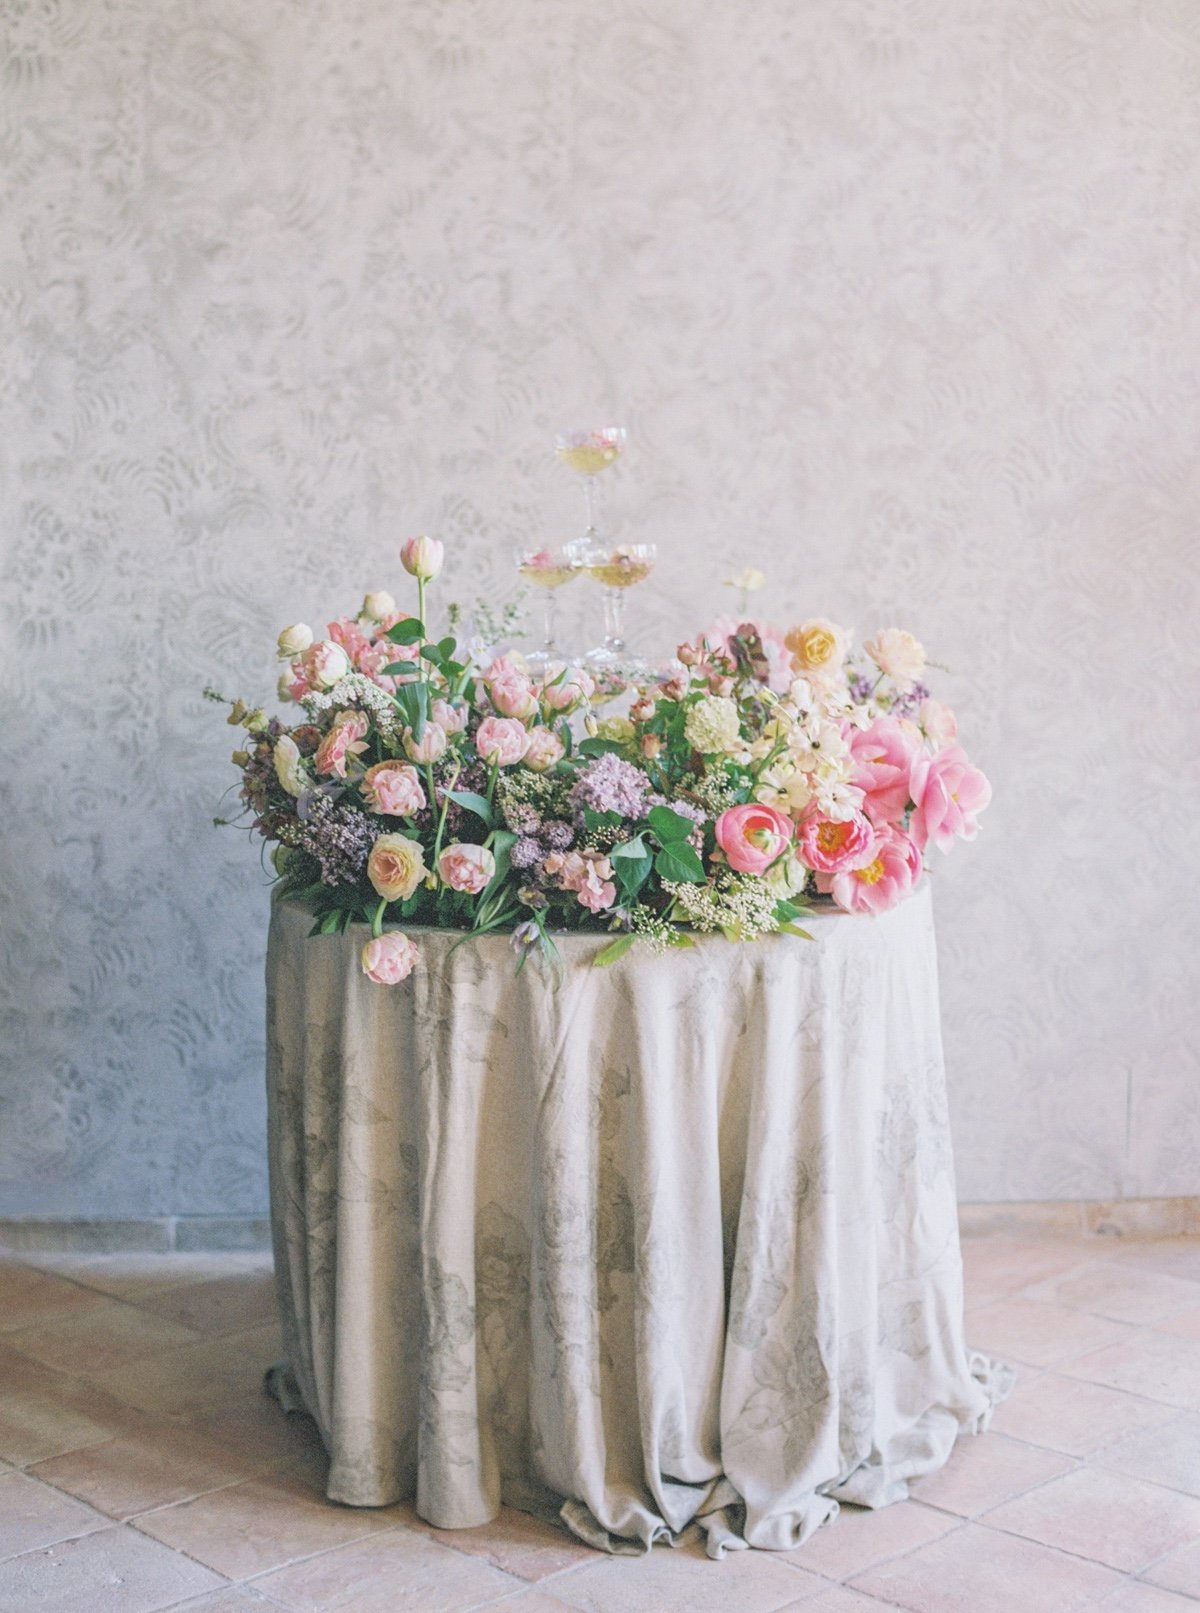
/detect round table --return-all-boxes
[264,882,1008,1557]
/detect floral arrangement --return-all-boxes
[212,542,990,986]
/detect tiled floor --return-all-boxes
[0,1233,1198,1612]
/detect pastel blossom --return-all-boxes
[545,849,617,913]
[360,931,419,984]
[361,762,425,817]
[714,803,793,876]
[797,807,877,874]
[684,695,741,755]
[863,627,926,689]
[273,735,310,797]
[432,698,468,734]
[540,667,594,713]
[302,640,351,691]
[400,535,444,580]
[438,842,496,894]
[367,833,427,902]
[818,824,923,914]
[276,623,313,659]
[847,717,921,827]
[475,716,530,767]
[486,665,537,719]
[403,722,448,765]
[908,745,992,853]
[919,698,958,751]
[523,727,565,772]
[314,711,369,778]
[785,618,848,681]
[360,591,396,622]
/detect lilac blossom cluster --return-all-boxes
[571,752,651,821]
[293,795,377,886]
[510,820,574,876]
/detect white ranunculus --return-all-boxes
[273,736,310,797]
[361,591,396,622]
[276,623,313,660]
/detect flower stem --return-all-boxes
[372,897,387,938]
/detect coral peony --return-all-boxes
[908,745,992,853]
[818,825,923,914]
[848,717,920,827]
[797,807,876,874]
[361,762,425,817]
[360,931,419,984]
[714,803,794,876]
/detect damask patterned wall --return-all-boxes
[2,0,1197,1218]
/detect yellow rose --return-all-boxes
[784,617,847,677]
[367,833,427,903]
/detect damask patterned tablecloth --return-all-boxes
[265,882,1009,1557]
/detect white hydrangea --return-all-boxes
[684,695,741,755]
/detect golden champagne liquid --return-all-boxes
[518,563,577,589]
[556,443,620,476]
[588,559,654,589]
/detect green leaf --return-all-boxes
[577,737,623,758]
[655,841,706,884]
[648,804,697,843]
[394,680,430,741]
[381,662,419,677]
[444,788,493,826]
[583,808,622,832]
[773,898,811,924]
[436,636,457,659]
[594,933,637,966]
[611,835,647,860]
[779,923,814,940]
[475,829,517,915]
[666,930,696,948]
[385,618,425,645]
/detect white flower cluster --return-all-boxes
[683,695,742,756]
[302,675,401,741]
[750,678,866,822]
[664,875,780,941]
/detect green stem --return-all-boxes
[417,578,427,686]
[485,757,500,803]
[432,761,461,871]
[371,897,387,938]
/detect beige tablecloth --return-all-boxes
[265,882,1009,1557]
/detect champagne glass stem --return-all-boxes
[602,587,625,655]
[542,591,558,657]
[583,477,596,538]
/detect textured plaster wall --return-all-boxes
[2,0,1198,1217]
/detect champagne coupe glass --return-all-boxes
[513,546,580,670]
[583,542,656,678]
[554,426,626,556]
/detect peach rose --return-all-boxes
[475,716,529,767]
[437,842,496,894]
[367,833,427,902]
[360,931,419,985]
[362,762,426,817]
[714,803,793,875]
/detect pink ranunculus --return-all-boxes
[400,535,444,580]
[475,716,529,767]
[848,717,921,828]
[714,803,794,876]
[432,698,468,734]
[908,745,992,853]
[818,825,923,914]
[437,841,496,895]
[797,806,877,874]
[540,667,595,713]
[302,639,351,691]
[360,931,419,985]
[487,666,537,720]
[523,726,565,772]
[314,711,370,778]
[403,722,447,764]
[920,698,958,751]
[361,761,426,817]
[327,616,372,663]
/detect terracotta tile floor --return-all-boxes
[0,1233,1197,1612]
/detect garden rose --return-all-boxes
[523,727,565,772]
[848,717,921,827]
[367,833,427,902]
[438,842,496,894]
[863,627,926,690]
[920,698,958,751]
[400,535,444,581]
[276,623,313,659]
[302,640,351,691]
[818,825,923,914]
[360,931,419,984]
[361,762,425,817]
[684,695,741,755]
[360,590,396,622]
[797,807,876,874]
[273,736,310,797]
[785,618,848,680]
[314,711,369,778]
[908,745,992,853]
[475,716,529,767]
[403,722,447,764]
[714,803,794,876]
[432,698,468,734]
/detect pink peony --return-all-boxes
[523,726,565,772]
[818,825,923,914]
[361,762,426,817]
[354,641,399,688]
[403,722,447,764]
[797,807,877,874]
[919,698,958,751]
[848,717,921,827]
[438,841,496,894]
[908,745,992,853]
[360,931,419,985]
[714,803,794,876]
[314,711,369,778]
[327,616,372,663]
[475,716,529,767]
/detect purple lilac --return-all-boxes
[504,802,542,834]
[890,679,931,719]
[295,796,376,886]
[541,820,573,851]
[511,836,543,870]
[571,752,650,820]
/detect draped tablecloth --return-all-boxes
[265,882,1009,1557]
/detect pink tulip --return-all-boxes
[487,666,537,720]
[848,717,921,827]
[474,716,529,767]
[361,762,426,817]
[432,698,468,734]
[523,727,565,772]
[360,931,419,985]
[438,842,496,894]
[714,803,794,876]
[403,722,447,764]
[314,711,369,778]
[909,745,992,853]
[818,825,923,914]
[399,535,444,581]
[797,807,876,874]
